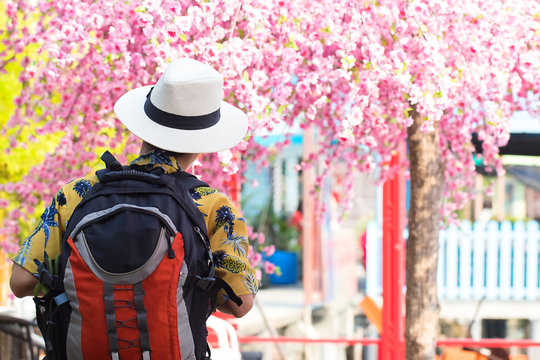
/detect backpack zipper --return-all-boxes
[164,224,175,259]
[166,234,176,259]
[194,226,209,249]
[194,226,213,266]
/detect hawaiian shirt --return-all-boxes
[12,150,259,302]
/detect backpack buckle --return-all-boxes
[193,276,216,291]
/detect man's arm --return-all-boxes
[195,190,259,318]
[217,293,255,318]
[10,190,68,299]
[10,263,38,298]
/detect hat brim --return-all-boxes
[114,86,249,153]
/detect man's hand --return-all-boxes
[217,294,255,318]
[10,263,38,298]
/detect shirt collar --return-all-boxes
[130,149,182,174]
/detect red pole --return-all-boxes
[380,141,406,360]
[227,153,241,204]
[229,172,240,204]
[238,336,540,349]
[238,336,382,345]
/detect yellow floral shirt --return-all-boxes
[12,150,259,302]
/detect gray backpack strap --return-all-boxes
[134,282,152,360]
[104,283,120,360]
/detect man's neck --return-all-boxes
[175,154,198,172]
[139,142,199,171]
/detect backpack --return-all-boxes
[33,151,241,360]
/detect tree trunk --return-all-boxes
[405,107,444,360]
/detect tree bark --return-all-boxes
[405,107,444,360]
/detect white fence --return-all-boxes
[366,220,540,301]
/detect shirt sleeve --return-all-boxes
[194,188,259,304]
[11,189,65,275]
[11,175,97,275]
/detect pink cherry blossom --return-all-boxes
[262,245,276,257]
[0,0,539,267]
[250,253,262,268]
[264,261,276,275]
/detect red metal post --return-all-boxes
[380,141,406,360]
[238,336,540,349]
[227,154,241,204]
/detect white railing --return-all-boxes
[365,220,540,301]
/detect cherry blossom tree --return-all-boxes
[2,0,540,358]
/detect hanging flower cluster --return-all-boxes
[246,227,277,280]
[1,0,539,250]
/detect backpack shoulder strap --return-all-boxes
[172,171,209,191]
[162,171,209,234]
[170,172,243,308]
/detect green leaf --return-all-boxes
[284,35,299,51]
[277,14,287,27]
[404,107,413,118]
[341,55,356,67]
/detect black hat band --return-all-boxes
[143,87,221,130]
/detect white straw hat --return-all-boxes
[114,58,248,153]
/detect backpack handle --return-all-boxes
[101,150,123,171]
[96,151,164,185]
[97,169,163,184]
